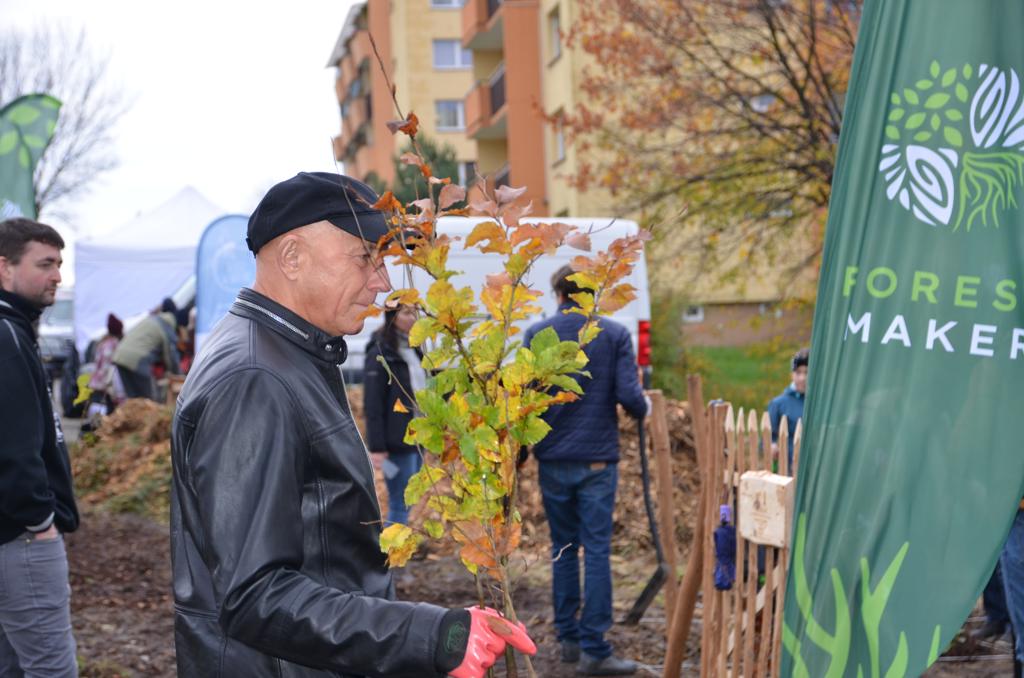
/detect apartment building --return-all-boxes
[328,0,478,188]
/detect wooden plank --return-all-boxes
[719,405,736,677]
[742,409,759,677]
[663,377,707,678]
[758,412,777,678]
[729,409,746,677]
[772,548,789,676]
[699,401,720,678]
[650,390,679,629]
[778,415,789,477]
[792,419,803,479]
[708,404,729,678]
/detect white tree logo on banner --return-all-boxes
[879,61,1024,229]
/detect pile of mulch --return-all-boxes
[71,399,173,521]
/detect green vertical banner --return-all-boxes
[0,94,61,220]
[784,1,1024,676]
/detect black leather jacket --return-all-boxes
[170,289,448,677]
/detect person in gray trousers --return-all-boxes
[0,218,80,677]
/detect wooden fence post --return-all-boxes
[662,376,707,678]
[650,390,680,628]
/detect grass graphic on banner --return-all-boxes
[782,514,941,677]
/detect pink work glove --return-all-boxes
[448,607,537,678]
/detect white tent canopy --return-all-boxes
[74,186,225,353]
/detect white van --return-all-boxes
[344,216,652,382]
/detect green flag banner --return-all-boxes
[783,1,1024,676]
[0,94,61,220]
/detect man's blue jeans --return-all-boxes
[538,460,618,660]
[0,533,77,677]
[1001,509,1024,663]
[384,451,422,526]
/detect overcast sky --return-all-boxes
[5,0,361,279]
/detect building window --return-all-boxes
[431,0,464,7]
[457,161,476,187]
[433,40,473,69]
[547,6,562,63]
[682,306,705,323]
[436,100,465,130]
[552,113,566,164]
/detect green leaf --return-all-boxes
[517,415,551,446]
[23,134,45,149]
[547,373,583,394]
[404,465,447,506]
[941,68,957,87]
[963,63,973,79]
[913,131,932,142]
[527,326,560,358]
[929,60,940,78]
[887,108,904,122]
[915,79,933,90]
[924,92,950,109]
[415,389,450,422]
[955,83,969,103]
[0,130,17,155]
[945,109,964,121]
[903,89,919,105]
[943,126,963,147]
[7,104,40,126]
[890,93,900,106]
[40,97,60,109]
[424,519,444,539]
[884,126,900,141]
[930,114,941,131]
[409,317,439,347]
[18,146,29,168]
[904,112,926,130]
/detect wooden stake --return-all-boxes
[663,377,706,678]
[717,404,735,678]
[729,407,744,676]
[649,390,679,628]
[742,409,758,676]
[756,412,776,678]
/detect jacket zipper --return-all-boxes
[338,366,383,522]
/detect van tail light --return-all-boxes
[637,320,651,367]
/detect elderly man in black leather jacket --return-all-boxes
[170,172,534,678]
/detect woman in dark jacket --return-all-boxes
[363,305,425,525]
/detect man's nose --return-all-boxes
[370,264,392,293]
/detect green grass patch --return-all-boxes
[686,342,799,411]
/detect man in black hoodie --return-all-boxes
[0,218,80,676]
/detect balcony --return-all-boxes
[464,65,508,140]
[462,0,504,50]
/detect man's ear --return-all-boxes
[276,235,302,281]
[0,256,12,290]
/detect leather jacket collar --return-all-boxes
[231,288,348,364]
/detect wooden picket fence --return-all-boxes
[662,376,802,678]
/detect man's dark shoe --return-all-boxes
[561,641,581,663]
[576,653,638,676]
[971,619,1008,641]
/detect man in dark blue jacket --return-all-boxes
[0,218,79,677]
[524,265,648,676]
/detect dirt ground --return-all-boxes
[63,396,1014,676]
[66,507,1014,677]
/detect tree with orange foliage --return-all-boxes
[565,0,860,284]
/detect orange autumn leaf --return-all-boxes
[393,398,410,414]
